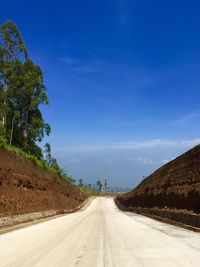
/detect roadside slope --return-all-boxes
[0,148,86,217]
[117,144,200,212]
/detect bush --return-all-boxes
[79,186,97,197]
[0,140,84,190]
[0,136,6,147]
[0,142,66,178]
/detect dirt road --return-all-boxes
[0,197,200,267]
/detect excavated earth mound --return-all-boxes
[0,148,86,217]
[117,145,200,213]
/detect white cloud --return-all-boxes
[71,138,200,151]
[54,139,200,154]
[161,157,175,164]
[126,156,154,164]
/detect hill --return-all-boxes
[0,148,86,218]
[117,145,200,213]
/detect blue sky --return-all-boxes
[2,0,200,187]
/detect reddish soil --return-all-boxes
[117,145,200,213]
[0,148,86,217]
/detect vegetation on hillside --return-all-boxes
[0,20,95,195]
[0,20,50,158]
[0,136,75,185]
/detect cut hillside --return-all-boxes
[0,148,86,217]
[117,145,200,213]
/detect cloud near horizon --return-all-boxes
[61,138,200,152]
[52,138,200,187]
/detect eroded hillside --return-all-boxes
[0,148,86,217]
[117,145,200,213]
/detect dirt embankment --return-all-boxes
[0,148,86,218]
[116,145,200,228]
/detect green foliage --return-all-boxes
[79,186,97,197]
[0,20,91,196]
[0,136,6,146]
[0,142,75,185]
[43,142,51,164]
[0,141,47,169]
[77,178,97,197]
[0,20,50,159]
[1,138,94,197]
[79,178,83,187]
[0,20,28,60]
[97,180,102,191]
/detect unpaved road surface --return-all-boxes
[0,197,200,267]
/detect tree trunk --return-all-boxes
[9,114,15,145]
[23,110,28,139]
[2,84,7,127]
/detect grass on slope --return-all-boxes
[0,137,97,197]
[0,137,73,184]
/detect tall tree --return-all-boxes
[8,58,51,157]
[0,20,50,158]
[44,142,52,166]
[0,20,28,129]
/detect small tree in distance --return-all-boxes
[79,178,83,187]
[97,180,102,192]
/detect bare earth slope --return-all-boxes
[0,148,86,217]
[117,145,200,213]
